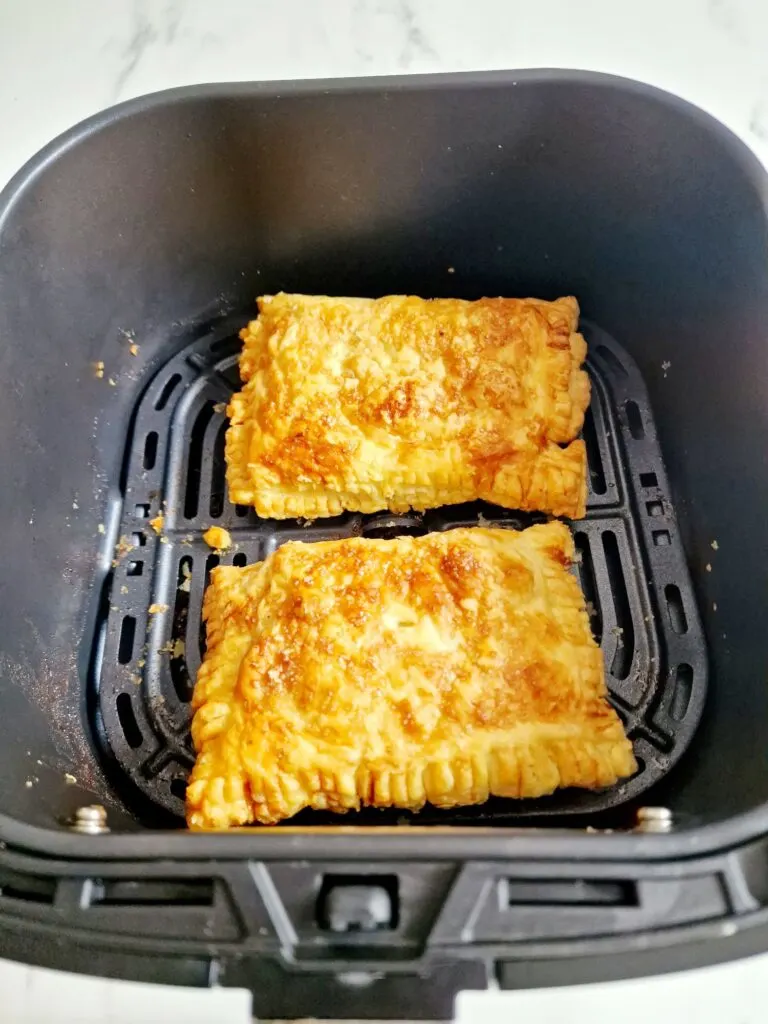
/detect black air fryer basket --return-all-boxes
[0,70,767,1019]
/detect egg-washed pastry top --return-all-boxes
[226,293,590,520]
[186,523,635,828]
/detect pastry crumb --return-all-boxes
[711,539,719,550]
[179,562,192,593]
[129,342,139,356]
[447,266,455,274]
[705,563,712,572]
[713,602,718,611]
[113,534,133,564]
[149,514,164,535]
[64,773,77,785]
[213,402,227,415]
[172,638,186,659]
[148,603,169,614]
[97,523,105,534]
[203,525,232,551]
[108,376,117,387]
[94,360,105,379]
[120,585,129,594]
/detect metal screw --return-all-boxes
[70,805,110,835]
[635,806,673,833]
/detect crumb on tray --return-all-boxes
[711,539,719,551]
[94,361,105,379]
[179,562,192,593]
[148,603,169,615]
[149,514,164,535]
[112,534,133,565]
[203,525,232,551]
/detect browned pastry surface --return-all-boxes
[226,293,590,519]
[187,523,635,829]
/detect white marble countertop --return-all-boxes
[3,0,768,190]
[3,0,768,1021]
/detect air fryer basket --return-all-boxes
[1,71,768,1016]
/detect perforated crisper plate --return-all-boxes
[92,314,707,824]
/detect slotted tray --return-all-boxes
[91,314,707,824]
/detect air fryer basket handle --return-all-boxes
[1,837,767,1016]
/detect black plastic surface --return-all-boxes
[0,837,766,1019]
[94,318,706,824]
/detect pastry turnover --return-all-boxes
[226,293,590,520]
[186,523,635,829]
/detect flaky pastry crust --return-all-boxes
[187,523,635,828]
[226,294,590,519]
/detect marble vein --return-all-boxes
[111,0,184,100]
